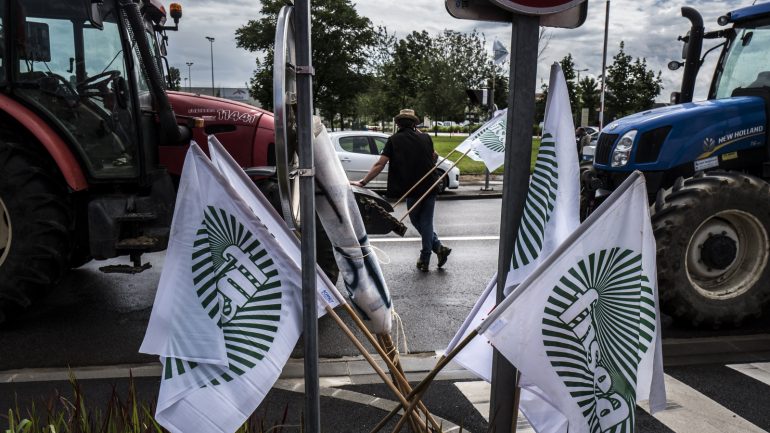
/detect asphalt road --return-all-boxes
[0,198,502,370]
[4,197,770,432]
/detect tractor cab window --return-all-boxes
[14,0,139,179]
[715,24,770,99]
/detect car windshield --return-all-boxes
[714,24,770,99]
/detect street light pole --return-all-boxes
[205,36,215,96]
[576,68,588,126]
[185,61,193,92]
[599,0,611,129]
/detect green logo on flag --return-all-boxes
[478,118,507,153]
[511,133,558,269]
[542,248,656,432]
[166,206,284,385]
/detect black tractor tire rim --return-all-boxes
[685,210,768,300]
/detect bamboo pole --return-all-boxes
[393,150,459,207]
[398,148,473,223]
[369,329,479,433]
[326,305,429,432]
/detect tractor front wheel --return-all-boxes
[652,171,770,327]
[0,141,72,322]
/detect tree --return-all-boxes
[559,54,581,124]
[605,41,663,119]
[235,0,376,129]
[168,66,182,91]
[578,77,599,125]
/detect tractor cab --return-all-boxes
[9,0,185,184]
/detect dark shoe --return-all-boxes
[416,260,429,272]
[436,246,452,268]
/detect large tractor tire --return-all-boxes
[0,141,72,322]
[651,171,770,327]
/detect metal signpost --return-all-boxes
[272,2,320,431]
[446,1,587,432]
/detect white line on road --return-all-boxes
[728,362,770,386]
[370,235,499,243]
[639,374,765,433]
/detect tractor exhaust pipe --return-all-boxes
[680,6,704,104]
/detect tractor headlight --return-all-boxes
[611,130,637,167]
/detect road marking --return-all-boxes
[728,362,770,386]
[454,380,535,433]
[638,374,765,433]
[371,235,499,243]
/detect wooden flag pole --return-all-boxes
[326,305,431,432]
[398,147,473,223]
[339,302,442,432]
[369,329,479,433]
[377,333,423,433]
[393,150,459,207]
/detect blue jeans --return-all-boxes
[406,194,441,262]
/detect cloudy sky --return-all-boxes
[166,0,747,102]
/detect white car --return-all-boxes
[329,131,460,193]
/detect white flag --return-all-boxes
[480,172,667,433]
[207,135,342,314]
[493,40,509,65]
[455,109,507,172]
[448,63,579,382]
[312,117,393,334]
[140,144,306,433]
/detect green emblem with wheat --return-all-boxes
[542,248,656,432]
[164,206,284,385]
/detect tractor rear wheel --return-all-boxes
[652,171,770,327]
[0,141,72,322]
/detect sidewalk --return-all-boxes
[437,174,503,201]
[0,353,492,433]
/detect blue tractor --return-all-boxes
[582,3,770,327]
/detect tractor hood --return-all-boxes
[595,96,767,171]
[167,91,272,126]
[161,91,276,177]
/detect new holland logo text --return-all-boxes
[164,206,283,385]
[718,125,764,145]
[542,248,656,432]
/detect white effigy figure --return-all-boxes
[312,117,393,334]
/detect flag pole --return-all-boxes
[369,329,479,433]
[294,0,320,429]
[338,301,442,432]
[393,149,459,207]
[325,305,431,433]
[397,148,473,223]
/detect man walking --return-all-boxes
[352,109,451,271]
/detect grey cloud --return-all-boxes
[165,0,751,101]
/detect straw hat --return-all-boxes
[394,109,419,123]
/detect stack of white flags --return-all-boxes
[140,139,342,433]
[479,171,666,432]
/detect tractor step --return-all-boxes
[116,235,163,250]
[99,252,152,274]
[116,212,157,222]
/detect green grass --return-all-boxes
[431,135,541,175]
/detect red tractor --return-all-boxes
[0,0,398,322]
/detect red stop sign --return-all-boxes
[489,0,586,15]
